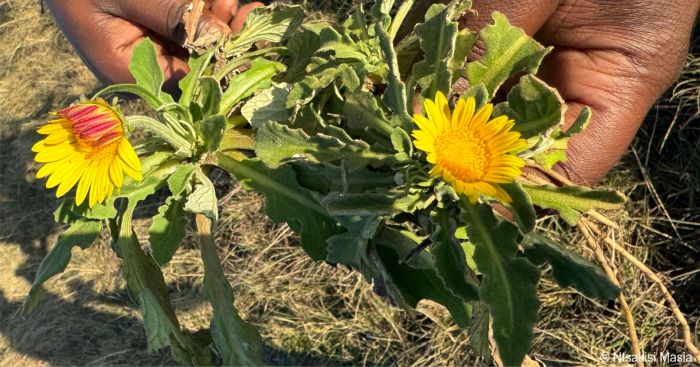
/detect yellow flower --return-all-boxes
[33,99,142,207]
[412,92,527,203]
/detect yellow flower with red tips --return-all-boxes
[412,92,527,204]
[33,99,142,207]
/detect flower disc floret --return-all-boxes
[32,99,142,207]
[412,92,527,203]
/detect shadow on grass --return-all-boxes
[0,93,377,366]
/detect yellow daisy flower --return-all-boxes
[32,99,142,207]
[412,92,527,204]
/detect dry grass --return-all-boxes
[1,0,698,365]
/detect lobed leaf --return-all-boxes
[465,12,550,96]
[412,4,458,98]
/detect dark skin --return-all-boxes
[46,0,700,184]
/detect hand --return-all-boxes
[459,0,699,184]
[45,0,262,92]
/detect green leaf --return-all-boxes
[372,228,472,327]
[149,196,188,266]
[55,199,118,222]
[290,161,397,194]
[167,164,197,197]
[196,77,223,117]
[370,0,395,26]
[255,121,390,168]
[343,91,394,136]
[199,219,265,366]
[461,202,540,367]
[23,219,102,315]
[94,84,162,110]
[285,27,323,82]
[128,38,173,104]
[523,234,620,301]
[522,184,626,225]
[451,28,478,83]
[460,83,490,109]
[430,208,479,301]
[465,12,550,96]
[412,4,458,98]
[220,58,286,114]
[375,23,412,131]
[469,301,492,361]
[497,74,564,138]
[217,155,343,261]
[320,191,421,216]
[326,215,382,279]
[113,209,210,365]
[195,115,227,152]
[565,106,592,135]
[179,47,216,107]
[224,4,303,56]
[184,170,218,223]
[241,84,291,128]
[502,183,536,233]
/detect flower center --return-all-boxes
[434,129,489,182]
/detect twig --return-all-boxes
[578,221,644,367]
[584,219,700,362]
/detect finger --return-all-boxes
[230,2,264,33]
[100,0,231,46]
[208,0,237,24]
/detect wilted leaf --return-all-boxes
[184,170,218,223]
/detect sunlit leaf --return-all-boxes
[149,196,188,266]
[223,4,303,56]
[523,234,620,301]
[412,4,457,98]
[461,202,540,367]
[522,184,626,225]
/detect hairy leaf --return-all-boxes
[413,4,457,98]
[198,218,265,366]
[372,228,472,327]
[502,183,536,233]
[184,170,218,223]
[196,77,223,117]
[497,74,564,138]
[285,27,323,82]
[465,12,550,96]
[326,215,382,279]
[149,196,188,266]
[522,184,626,225]
[217,155,342,260]
[375,23,412,131]
[523,234,620,301]
[179,47,216,107]
[241,84,291,128]
[128,38,174,104]
[223,4,303,56]
[23,219,102,315]
[430,209,479,300]
[167,164,197,197]
[320,191,421,216]
[220,58,286,114]
[462,202,540,367]
[114,211,210,365]
[255,121,389,168]
[195,115,227,152]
